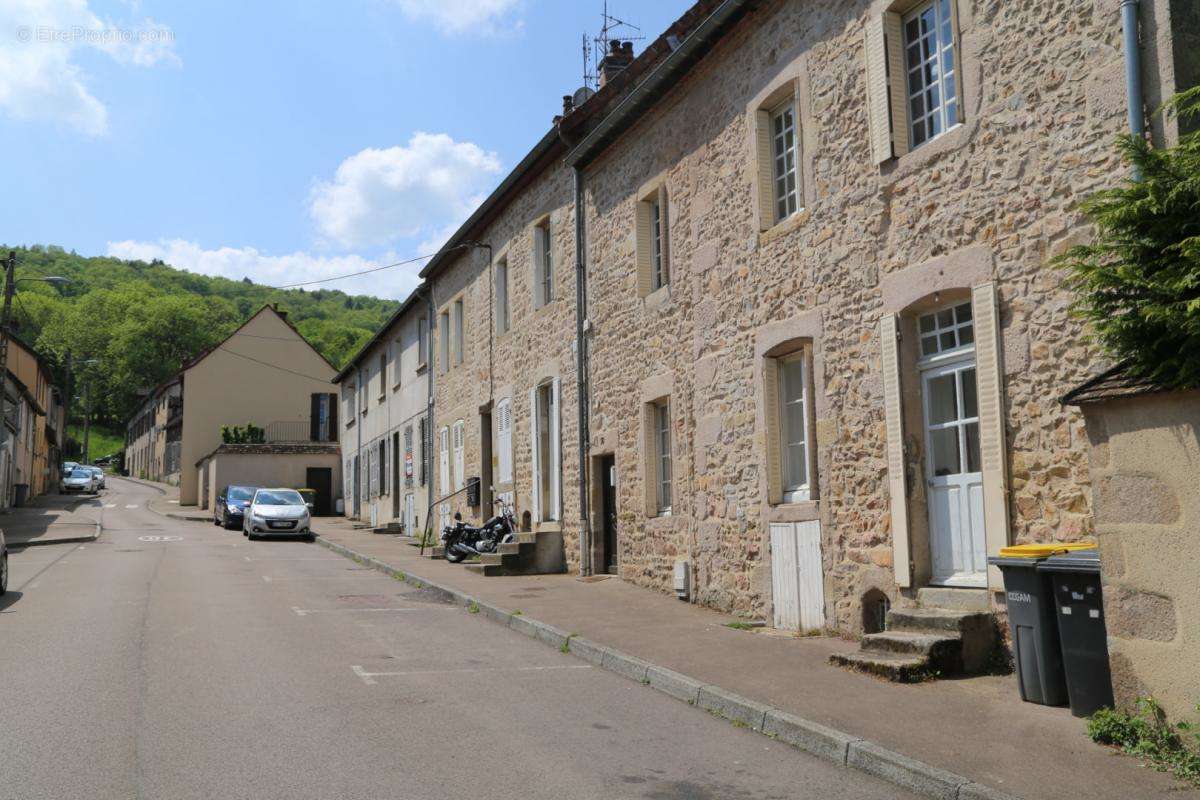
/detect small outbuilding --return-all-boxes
[197,443,342,516]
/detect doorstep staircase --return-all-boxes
[829,588,996,682]
[463,533,540,576]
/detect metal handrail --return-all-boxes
[418,480,479,556]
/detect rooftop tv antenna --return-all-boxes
[582,0,644,91]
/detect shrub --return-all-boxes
[1088,697,1200,786]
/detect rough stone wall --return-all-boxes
[430,161,582,568]
[583,0,1134,627]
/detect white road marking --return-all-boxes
[261,575,272,582]
[244,556,335,562]
[168,500,179,504]
[351,664,592,685]
[125,504,139,509]
[262,575,393,582]
[139,535,183,542]
[292,606,450,617]
[104,504,116,508]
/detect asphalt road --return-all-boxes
[0,476,917,800]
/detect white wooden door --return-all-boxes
[497,398,513,484]
[770,521,826,631]
[922,359,987,586]
[452,420,465,491]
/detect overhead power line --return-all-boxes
[216,345,335,383]
[269,243,471,290]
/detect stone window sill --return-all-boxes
[643,283,671,313]
[880,122,973,187]
[764,500,820,523]
[758,208,811,247]
[534,521,562,534]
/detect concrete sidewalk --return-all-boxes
[135,482,211,522]
[2,492,101,547]
[312,519,1196,800]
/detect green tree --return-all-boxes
[1061,87,1200,389]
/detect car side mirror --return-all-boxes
[242,500,251,507]
[306,502,314,510]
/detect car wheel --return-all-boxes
[1,551,7,595]
[305,533,316,543]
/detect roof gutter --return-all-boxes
[566,0,751,169]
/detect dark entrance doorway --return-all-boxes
[306,467,333,516]
[479,408,493,516]
[392,431,401,520]
[599,454,618,574]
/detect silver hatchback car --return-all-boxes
[243,488,314,541]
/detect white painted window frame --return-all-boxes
[777,351,812,504]
[902,0,959,149]
[655,399,672,515]
[770,99,799,223]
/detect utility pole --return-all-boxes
[82,381,91,464]
[0,251,15,508]
[63,351,72,459]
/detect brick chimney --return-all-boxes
[599,40,634,87]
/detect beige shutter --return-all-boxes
[864,17,893,165]
[762,356,783,505]
[879,313,911,587]
[657,185,670,286]
[532,227,545,308]
[635,201,653,297]
[754,109,775,228]
[884,12,910,158]
[642,403,657,517]
[949,0,965,124]
[529,387,541,522]
[972,282,1010,590]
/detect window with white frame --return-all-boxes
[452,298,464,365]
[533,219,553,307]
[496,257,510,334]
[417,315,428,367]
[903,0,958,148]
[438,425,450,496]
[529,379,560,522]
[654,400,672,514]
[378,351,387,401]
[771,101,800,222]
[918,301,973,359]
[438,311,449,372]
[777,353,810,502]
[392,337,402,388]
[650,195,666,290]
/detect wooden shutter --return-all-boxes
[529,387,541,522]
[419,417,429,486]
[949,0,965,124]
[864,18,891,165]
[755,109,776,227]
[884,12,910,158]
[642,403,658,517]
[327,393,338,438]
[310,394,320,441]
[532,228,545,308]
[796,520,826,631]
[762,356,783,505]
[549,377,561,521]
[879,313,911,587]
[498,398,512,484]
[635,201,653,297]
[453,421,465,491]
[439,427,449,497]
[657,186,670,286]
[972,282,1010,590]
[770,522,800,630]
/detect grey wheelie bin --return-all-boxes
[1038,548,1114,717]
[988,543,1092,706]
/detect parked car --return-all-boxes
[61,467,97,494]
[1,526,8,596]
[214,485,256,530]
[62,461,78,475]
[243,488,313,541]
[87,466,106,490]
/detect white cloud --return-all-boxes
[0,0,178,136]
[309,132,502,250]
[393,0,523,36]
[105,239,425,301]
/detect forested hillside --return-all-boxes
[7,245,398,428]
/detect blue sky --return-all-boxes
[0,0,692,299]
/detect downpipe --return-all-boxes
[1121,0,1144,177]
[573,165,592,577]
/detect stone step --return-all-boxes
[828,651,933,683]
[917,586,990,613]
[887,607,991,634]
[425,545,444,559]
[861,630,960,656]
[464,562,504,576]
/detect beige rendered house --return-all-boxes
[125,305,339,505]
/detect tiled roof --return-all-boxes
[1061,363,1172,406]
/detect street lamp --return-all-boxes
[0,250,72,506]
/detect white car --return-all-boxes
[86,466,106,490]
[61,467,98,494]
[243,488,313,541]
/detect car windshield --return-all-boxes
[254,490,304,506]
[228,486,254,503]
[89,467,102,474]
[70,469,91,478]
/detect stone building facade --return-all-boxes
[352,0,1194,634]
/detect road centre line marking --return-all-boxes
[264,575,394,581]
[104,504,116,508]
[351,664,592,685]
[244,556,338,562]
[125,504,139,509]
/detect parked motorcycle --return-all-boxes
[441,493,517,563]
